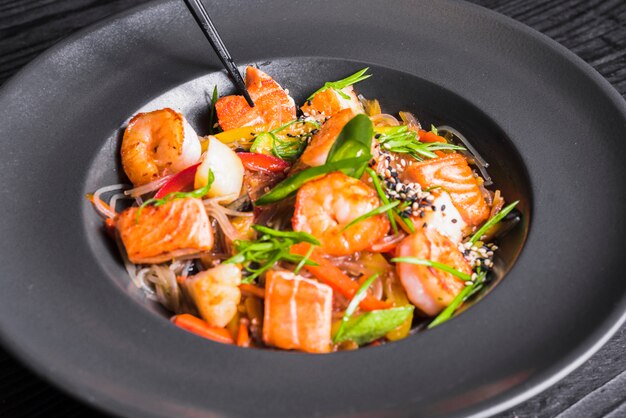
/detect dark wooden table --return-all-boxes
[1,1,625,417]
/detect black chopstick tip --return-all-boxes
[182,0,254,108]
[243,91,255,107]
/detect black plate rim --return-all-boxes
[0,1,625,417]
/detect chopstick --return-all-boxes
[182,0,254,107]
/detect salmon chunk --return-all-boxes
[263,271,333,353]
[301,86,363,121]
[300,108,355,167]
[406,154,490,226]
[117,198,213,264]
[216,67,296,131]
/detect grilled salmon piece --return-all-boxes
[263,270,333,353]
[117,198,213,264]
[406,154,490,226]
[300,108,355,167]
[216,67,296,131]
[301,86,363,121]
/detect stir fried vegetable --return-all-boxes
[89,65,522,353]
[225,226,320,283]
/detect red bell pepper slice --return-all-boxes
[154,163,200,199]
[237,152,289,174]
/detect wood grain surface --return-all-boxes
[0,0,625,417]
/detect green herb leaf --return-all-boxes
[224,225,320,283]
[326,114,374,178]
[255,155,370,205]
[390,257,473,281]
[136,170,214,222]
[293,245,315,275]
[334,306,415,345]
[376,125,464,161]
[427,270,487,328]
[208,86,220,135]
[307,68,372,101]
[366,167,398,234]
[430,124,438,135]
[252,225,320,245]
[333,273,380,343]
[341,201,400,232]
[469,200,519,245]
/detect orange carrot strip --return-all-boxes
[176,276,187,286]
[236,319,251,347]
[240,283,265,299]
[171,314,234,344]
[290,243,391,311]
[418,130,447,143]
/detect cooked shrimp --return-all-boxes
[263,270,333,353]
[405,153,490,226]
[395,228,471,316]
[121,108,201,186]
[301,85,363,121]
[117,197,213,264]
[292,172,389,256]
[216,67,296,131]
[299,108,355,167]
[185,264,242,328]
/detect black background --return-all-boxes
[0,0,625,417]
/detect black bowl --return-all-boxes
[1,1,625,417]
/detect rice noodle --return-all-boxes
[437,125,493,186]
[93,184,128,218]
[369,232,407,252]
[124,175,173,198]
[137,264,181,312]
[204,195,253,217]
[114,234,156,298]
[109,192,133,214]
[204,199,241,242]
[370,113,400,127]
[220,207,253,217]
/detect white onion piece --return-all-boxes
[195,136,244,204]
[124,175,172,198]
[437,125,493,186]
